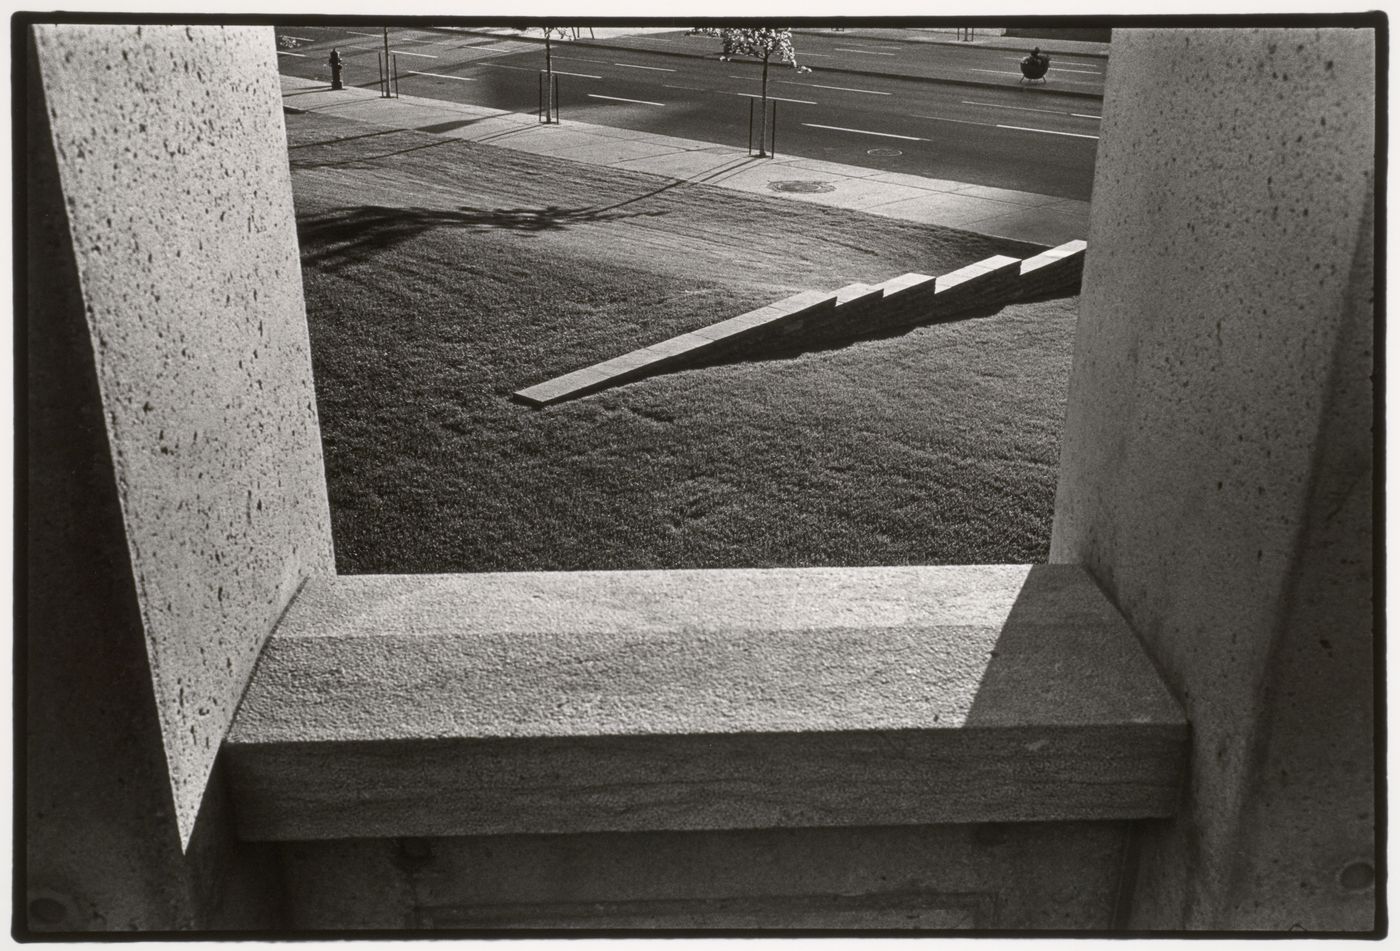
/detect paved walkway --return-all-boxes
[282,74,1090,246]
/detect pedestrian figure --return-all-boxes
[1020,46,1050,83]
[329,47,344,90]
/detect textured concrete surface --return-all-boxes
[224,565,1186,839]
[280,822,1129,929]
[33,24,335,847]
[1049,27,1375,931]
[24,27,290,931]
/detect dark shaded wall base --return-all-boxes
[278,822,1136,930]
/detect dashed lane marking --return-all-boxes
[802,122,927,141]
[778,80,891,95]
[1006,56,1103,73]
[996,123,1099,139]
[833,47,897,56]
[737,93,817,104]
[588,93,665,106]
[614,62,676,71]
[912,113,995,128]
[961,99,1073,116]
[277,50,307,56]
[405,71,477,82]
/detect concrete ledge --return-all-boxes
[224,564,1186,840]
[513,290,836,406]
[932,254,1025,314]
[1019,240,1088,300]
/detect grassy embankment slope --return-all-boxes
[288,110,1079,572]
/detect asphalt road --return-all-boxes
[276,27,1102,201]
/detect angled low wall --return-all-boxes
[514,242,1085,407]
[513,290,836,406]
[1019,240,1088,300]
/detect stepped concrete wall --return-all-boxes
[516,242,1085,406]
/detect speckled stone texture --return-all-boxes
[1050,27,1375,930]
[224,565,1186,841]
[32,24,334,848]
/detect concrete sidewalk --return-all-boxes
[281,74,1090,246]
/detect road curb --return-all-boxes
[432,27,1106,101]
[790,29,1112,59]
[279,75,1092,247]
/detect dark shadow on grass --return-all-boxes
[1016,285,1080,305]
[291,138,461,169]
[413,116,504,134]
[469,126,543,145]
[522,299,1015,408]
[299,200,670,270]
[687,155,770,185]
[289,128,401,150]
[699,300,1011,369]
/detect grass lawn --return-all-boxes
[288,109,1079,573]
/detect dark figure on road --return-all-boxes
[1020,47,1050,82]
[330,47,344,90]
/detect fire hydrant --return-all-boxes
[330,48,344,90]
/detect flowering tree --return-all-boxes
[688,28,810,157]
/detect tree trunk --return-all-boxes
[759,51,770,157]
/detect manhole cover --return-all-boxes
[769,180,836,193]
[867,148,903,157]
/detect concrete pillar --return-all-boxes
[25,25,333,929]
[1050,28,1375,930]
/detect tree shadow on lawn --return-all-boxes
[300,201,668,271]
[291,138,463,170]
[289,128,402,150]
[299,180,683,271]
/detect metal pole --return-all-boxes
[378,52,385,97]
[771,101,777,158]
[392,54,399,97]
[748,99,754,154]
[553,74,559,123]
[538,71,543,121]
[383,26,390,77]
